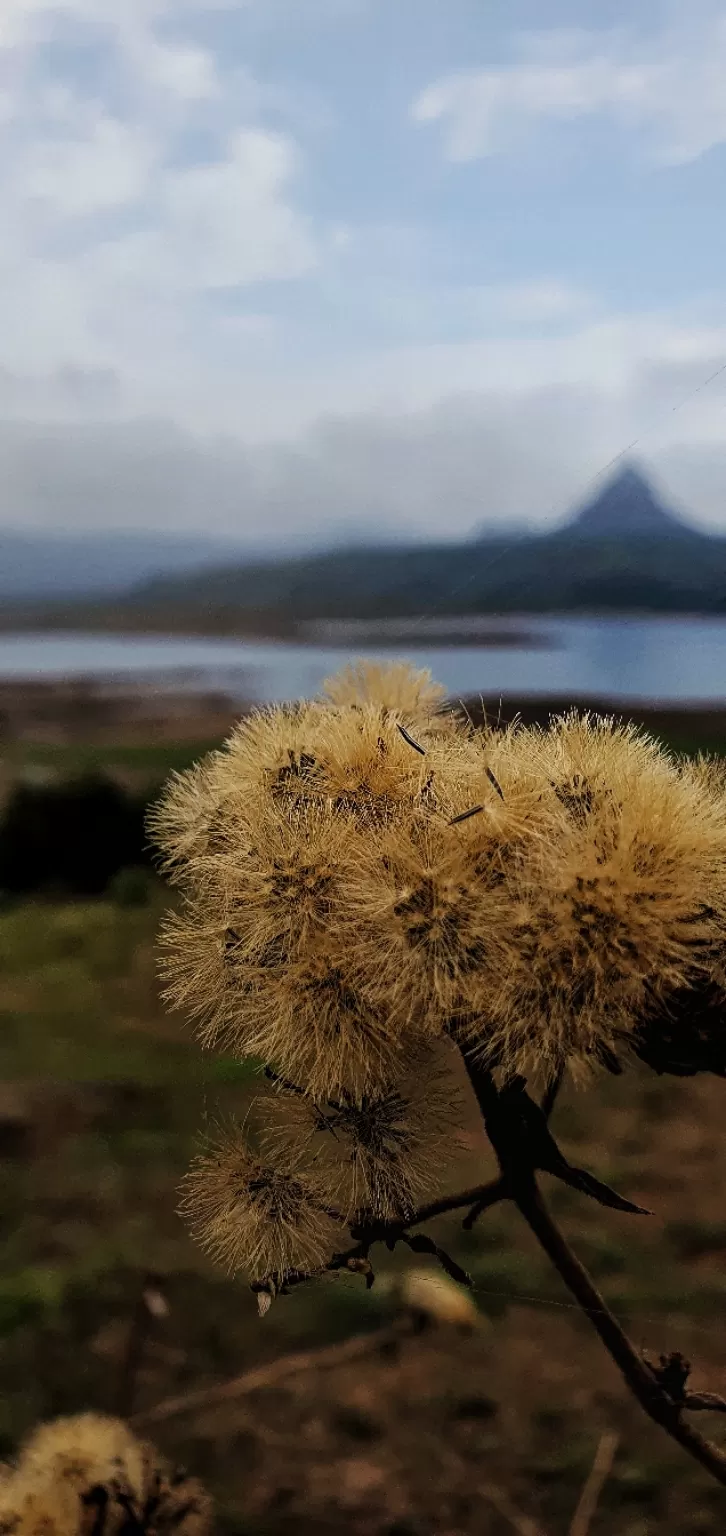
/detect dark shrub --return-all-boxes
[0,774,150,896]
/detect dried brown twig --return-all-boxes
[569,1432,619,1536]
[116,1272,170,1419]
[474,1431,619,1536]
[458,1049,726,1489]
[438,1429,619,1536]
[131,1324,402,1429]
[477,1483,546,1536]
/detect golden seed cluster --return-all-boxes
[151,662,726,1289]
[0,1415,211,1536]
[263,1040,467,1224]
[179,1123,340,1282]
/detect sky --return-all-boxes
[3,0,726,547]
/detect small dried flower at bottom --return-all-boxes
[0,1414,211,1536]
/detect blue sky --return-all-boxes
[3,0,726,544]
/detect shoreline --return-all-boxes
[3,677,726,755]
[5,607,726,646]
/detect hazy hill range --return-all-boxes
[3,463,726,627]
[0,531,252,599]
[124,463,726,622]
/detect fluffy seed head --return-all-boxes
[161,893,409,1099]
[157,801,369,1057]
[137,1445,212,1536]
[151,671,487,1092]
[0,1479,83,1536]
[193,802,365,968]
[344,820,509,1031]
[322,660,449,722]
[342,726,560,1034]
[0,1417,210,1536]
[265,1041,466,1222]
[480,722,726,1079]
[17,1414,146,1509]
[151,682,473,904]
[247,941,409,1101]
[179,1124,339,1283]
[147,753,231,887]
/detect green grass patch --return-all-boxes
[6,739,223,777]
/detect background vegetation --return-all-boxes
[2,715,726,1533]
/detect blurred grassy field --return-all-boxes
[2,721,726,1533]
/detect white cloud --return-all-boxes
[3,318,726,542]
[1,0,726,549]
[0,0,320,397]
[84,129,317,293]
[22,115,154,215]
[151,130,316,287]
[412,12,726,166]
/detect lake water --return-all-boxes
[3,617,726,704]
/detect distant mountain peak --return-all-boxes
[566,462,696,539]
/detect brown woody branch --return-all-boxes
[458,1044,726,1489]
[254,1035,726,1488]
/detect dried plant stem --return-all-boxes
[116,1273,169,1419]
[132,1324,402,1429]
[459,1046,726,1489]
[540,1067,564,1123]
[518,1181,726,1484]
[475,1483,546,1536]
[410,1177,507,1226]
[568,1432,619,1536]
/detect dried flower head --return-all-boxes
[344,820,507,1032]
[150,701,328,893]
[158,801,369,1062]
[151,681,475,913]
[342,727,562,1035]
[161,892,409,1099]
[0,1416,210,1536]
[151,669,486,1096]
[386,1267,482,1332]
[321,660,449,721]
[18,1413,146,1510]
[518,710,672,822]
[193,801,364,968]
[481,722,726,1080]
[137,1446,212,1536]
[264,1041,466,1222]
[179,1124,339,1283]
[147,752,232,887]
[258,941,414,1100]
